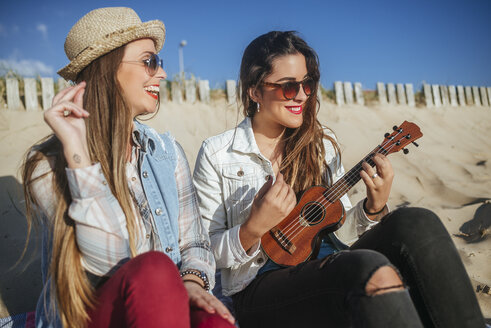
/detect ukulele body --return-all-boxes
[261,185,346,267]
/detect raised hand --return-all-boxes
[360,153,394,217]
[240,173,297,252]
[43,82,91,168]
[183,281,235,325]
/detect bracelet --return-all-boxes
[363,198,386,215]
[180,269,210,291]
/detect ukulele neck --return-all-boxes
[327,145,388,202]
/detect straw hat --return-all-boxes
[58,7,165,81]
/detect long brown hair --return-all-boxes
[239,31,341,195]
[22,45,138,328]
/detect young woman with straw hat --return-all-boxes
[22,7,234,328]
[193,31,485,327]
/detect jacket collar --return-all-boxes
[231,117,262,155]
[132,120,159,154]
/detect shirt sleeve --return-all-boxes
[173,141,216,288]
[192,141,260,270]
[29,156,131,276]
[65,163,131,276]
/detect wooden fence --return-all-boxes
[1,77,490,111]
[334,81,491,107]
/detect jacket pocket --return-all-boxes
[222,164,257,226]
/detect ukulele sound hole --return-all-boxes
[300,202,325,226]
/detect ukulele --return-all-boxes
[261,121,423,267]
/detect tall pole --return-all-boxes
[179,40,187,81]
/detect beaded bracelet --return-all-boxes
[363,198,386,216]
[180,269,210,291]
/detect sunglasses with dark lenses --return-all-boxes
[262,78,316,100]
[122,53,163,76]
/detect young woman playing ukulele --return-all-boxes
[193,31,484,327]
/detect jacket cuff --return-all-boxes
[229,225,261,263]
[356,199,390,223]
[66,163,111,199]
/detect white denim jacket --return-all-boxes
[193,117,378,296]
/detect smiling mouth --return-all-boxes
[144,85,160,100]
[285,105,302,115]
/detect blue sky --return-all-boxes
[1,0,490,90]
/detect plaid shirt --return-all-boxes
[31,129,215,286]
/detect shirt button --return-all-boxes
[265,175,271,181]
[131,177,136,182]
[142,171,148,178]
[237,170,244,177]
[257,257,264,264]
[102,180,107,185]
[145,233,150,239]
[165,247,173,253]
[155,208,163,215]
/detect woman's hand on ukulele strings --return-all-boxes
[360,153,394,218]
[240,173,296,252]
[43,82,91,168]
[183,281,235,325]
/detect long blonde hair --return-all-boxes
[239,31,341,195]
[22,45,138,328]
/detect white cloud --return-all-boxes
[0,58,54,77]
[36,23,48,39]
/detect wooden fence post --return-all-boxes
[354,82,364,105]
[41,78,54,110]
[198,80,210,103]
[343,82,353,105]
[185,80,196,103]
[405,84,415,107]
[464,86,473,105]
[6,78,23,110]
[24,78,39,111]
[440,85,449,106]
[432,85,441,107]
[456,85,465,106]
[226,80,236,105]
[479,87,489,107]
[387,83,396,105]
[377,82,387,105]
[396,83,406,105]
[472,86,481,106]
[334,81,344,106]
[423,83,433,107]
[448,86,458,107]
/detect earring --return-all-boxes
[256,102,260,112]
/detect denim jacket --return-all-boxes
[34,121,214,327]
[193,117,378,296]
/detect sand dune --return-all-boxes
[0,99,489,318]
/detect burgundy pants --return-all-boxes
[87,251,233,328]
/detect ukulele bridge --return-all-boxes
[270,227,296,254]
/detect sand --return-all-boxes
[0,98,490,319]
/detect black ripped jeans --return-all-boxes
[232,208,485,328]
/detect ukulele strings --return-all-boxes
[275,132,403,247]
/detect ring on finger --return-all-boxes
[63,110,71,117]
[371,173,378,179]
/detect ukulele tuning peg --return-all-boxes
[412,141,419,147]
[393,126,398,131]
[403,148,409,154]
[384,133,390,138]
